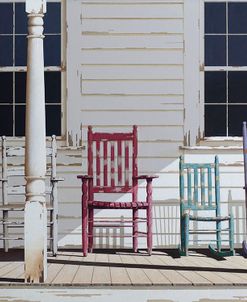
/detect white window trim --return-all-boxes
[0,0,67,142]
[200,0,246,144]
[183,0,247,148]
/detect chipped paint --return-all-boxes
[67,132,73,147]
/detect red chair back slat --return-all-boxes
[103,141,108,187]
[87,126,137,193]
[124,141,130,187]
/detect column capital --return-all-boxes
[26,0,46,14]
[27,13,45,39]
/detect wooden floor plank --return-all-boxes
[3,263,24,279]
[182,253,231,285]
[171,255,212,285]
[0,262,23,278]
[108,254,131,285]
[120,253,152,285]
[145,253,191,285]
[196,254,246,285]
[157,254,208,285]
[52,254,77,284]
[91,253,111,285]
[134,254,171,285]
[0,250,247,286]
[73,253,96,284]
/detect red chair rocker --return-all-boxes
[77,126,157,256]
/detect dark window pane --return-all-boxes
[0,106,13,136]
[44,35,61,66]
[0,36,13,66]
[205,71,226,103]
[229,72,247,103]
[15,105,25,136]
[15,3,27,35]
[44,3,61,34]
[0,3,13,34]
[15,72,26,103]
[205,35,226,66]
[228,105,247,136]
[229,3,247,34]
[0,72,13,103]
[205,105,226,136]
[205,3,226,34]
[228,36,247,66]
[45,72,61,103]
[46,105,61,136]
[15,35,27,66]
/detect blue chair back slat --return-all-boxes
[179,156,185,206]
[193,168,199,204]
[180,157,218,211]
[200,168,206,206]
[187,168,192,206]
[207,167,213,207]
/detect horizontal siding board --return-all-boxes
[80,125,183,140]
[81,4,183,18]
[82,1,184,3]
[81,34,183,49]
[80,96,183,109]
[81,99,183,110]
[81,65,183,80]
[81,49,183,64]
[82,19,183,34]
[81,80,183,94]
[79,111,184,125]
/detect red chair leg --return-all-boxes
[82,207,88,257]
[88,208,94,253]
[147,206,152,255]
[82,181,88,257]
[133,209,138,252]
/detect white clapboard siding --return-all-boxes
[81,80,183,95]
[81,34,183,49]
[80,96,183,109]
[81,50,183,64]
[81,65,183,80]
[80,125,184,141]
[81,3,183,18]
[79,111,184,126]
[82,19,183,34]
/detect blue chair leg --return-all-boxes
[184,213,189,256]
[180,213,189,256]
[216,220,222,253]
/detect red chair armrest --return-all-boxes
[77,175,93,180]
[133,175,158,180]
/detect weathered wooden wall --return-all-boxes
[1,0,246,250]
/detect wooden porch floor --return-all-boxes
[1,249,247,286]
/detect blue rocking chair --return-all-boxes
[179,156,235,257]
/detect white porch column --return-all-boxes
[24,0,47,283]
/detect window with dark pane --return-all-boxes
[205,72,226,103]
[0,1,62,137]
[205,105,226,136]
[205,3,226,34]
[204,2,247,136]
[228,72,247,103]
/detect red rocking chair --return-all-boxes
[77,126,158,256]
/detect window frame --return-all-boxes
[0,0,66,141]
[200,0,247,139]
